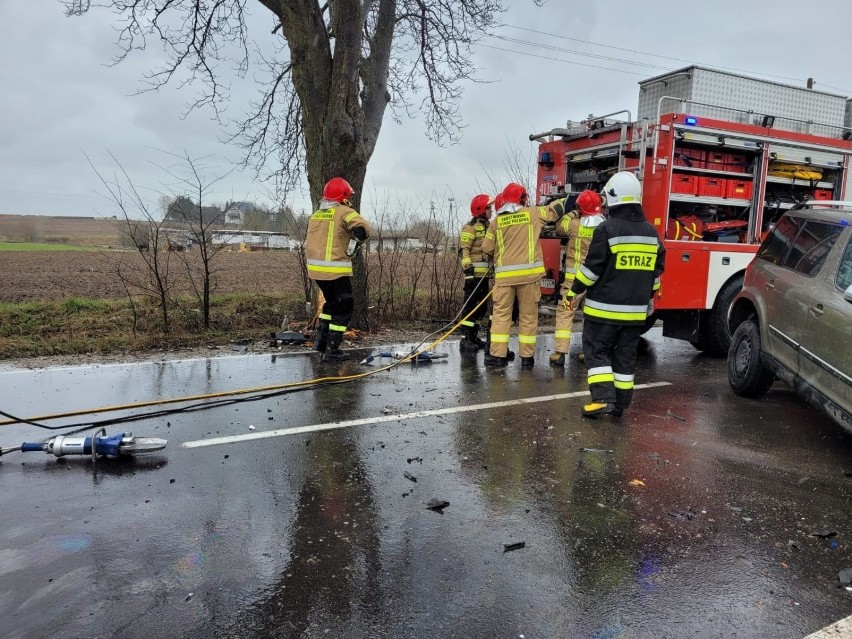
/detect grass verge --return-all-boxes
[0,242,95,252]
[0,293,304,358]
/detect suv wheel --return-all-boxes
[727,320,775,397]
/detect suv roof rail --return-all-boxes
[789,200,852,211]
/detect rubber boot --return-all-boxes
[322,331,350,362]
[582,402,615,418]
[484,351,508,367]
[549,352,566,367]
[521,357,535,368]
[314,320,329,353]
[459,336,479,352]
[471,324,487,349]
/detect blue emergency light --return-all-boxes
[684,116,699,126]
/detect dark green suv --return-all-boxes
[727,202,852,434]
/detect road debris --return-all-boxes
[809,528,838,538]
[628,479,646,487]
[426,499,449,512]
[580,448,614,454]
[666,409,687,421]
[668,509,698,521]
[404,471,417,483]
[270,331,309,346]
[407,457,422,464]
[503,541,526,553]
[839,568,852,586]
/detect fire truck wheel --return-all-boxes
[693,275,744,356]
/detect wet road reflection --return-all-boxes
[0,331,851,638]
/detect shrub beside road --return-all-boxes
[0,248,467,358]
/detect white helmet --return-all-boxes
[603,171,642,207]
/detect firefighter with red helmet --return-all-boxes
[567,172,665,417]
[481,182,564,367]
[548,190,606,366]
[457,194,494,351]
[305,178,371,362]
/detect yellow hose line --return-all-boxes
[0,289,493,427]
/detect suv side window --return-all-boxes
[781,221,843,277]
[757,215,803,265]
[837,237,852,291]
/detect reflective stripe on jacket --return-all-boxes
[305,204,371,281]
[481,202,561,287]
[569,205,665,325]
[458,218,490,276]
[555,210,605,281]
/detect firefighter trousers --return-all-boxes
[553,284,584,353]
[315,277,354,335]
[490,282,540,359]
[460,277,490,337]
[582,319,643,408]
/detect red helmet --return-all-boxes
[470,194,493,218]
[494,193,505,212]
[501,182,528,206]
[576,189,603,215]
[322,177,354,203]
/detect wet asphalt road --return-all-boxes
[1,328,851,639]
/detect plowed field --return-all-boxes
[0,250,305,303]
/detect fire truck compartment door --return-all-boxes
[657,246,709,310]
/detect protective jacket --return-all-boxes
[570,204,665,325]
[458,218,490,277]
[555,209,606,282]
[481,201,562,287]
[305,203,371,281]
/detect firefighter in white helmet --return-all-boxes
[567,171,665,417]
[481,183,565,367]
[305,178,371,362]
[548,189,606,366]
[457,194,495,351]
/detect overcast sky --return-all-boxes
[2,0,852,221]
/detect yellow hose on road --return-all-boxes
[0,289,493,427]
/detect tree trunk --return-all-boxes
[275,0,390,330]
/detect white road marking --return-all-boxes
[804,614,852,638]
[182,381,671,449]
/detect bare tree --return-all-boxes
[63,0,542,328]
[88,153,175,331]
[155,151,237,329]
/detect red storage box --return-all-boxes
[698,176,726,197]
[812,189,833,200]
[672,174,698,195]
[725,179,753,200]
[705,151,727,171]
[674,148,705,168]
[726,153,749,173]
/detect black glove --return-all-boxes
[463,266,475,278]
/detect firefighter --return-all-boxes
[305,178,371,362]
[458,194,494,351]
[481,182,564,367]
[549,190,606,367]
[567,171,665,417]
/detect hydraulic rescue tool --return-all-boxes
[3,428,167,463]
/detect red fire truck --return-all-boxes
[533,66,852,354]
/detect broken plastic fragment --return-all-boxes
[503,541,525,552]
[628,479,646,487]
[426,499,449,512]
[404,471,417,483]
[809,528,838,538]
